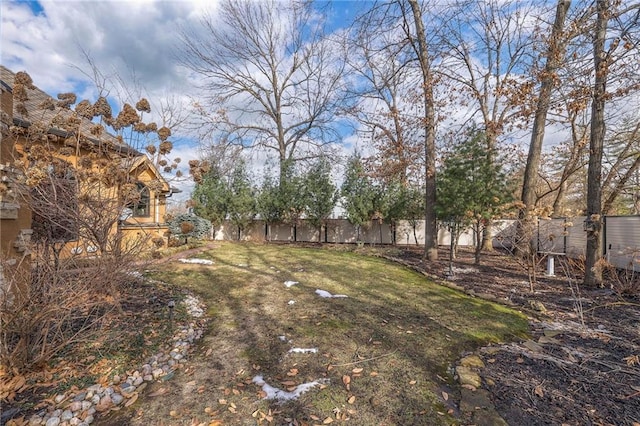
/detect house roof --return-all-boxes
[122,155,171,193]
[0,65,140,157]
[1,65,173,194]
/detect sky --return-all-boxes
[0,0,364,204]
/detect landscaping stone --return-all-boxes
[45,417,60,426]
[456,366,482,388]
[460,388,492,411]
[111,393,124,405]
[472,408,509,426]
[459,354,485,369]
[23,292,207,426]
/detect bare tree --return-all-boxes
[440,0,539,251]
[405,0,439,261]
[344,5,423,186]
[179,0,344,177]
[584,0,640,286]
[519,0,571,250]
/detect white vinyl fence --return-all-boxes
[214,215,640,272]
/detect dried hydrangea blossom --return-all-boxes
[90,124,104,136]
[158,159,168,167]
[75,100,96,119]
[13,83,29,103]
[38,98,56,111]
[135,98,151,113]
[163,166,172,173]
[16,103,28,117]
[157,126,171,141]
[57,92,77,109]
[15,71,35,88]
[145,144,157,155]
[94,97,112,119]
[159,141,173,155]
[133,122,147,132]
[114,103,140,129]
[146,122,158,132]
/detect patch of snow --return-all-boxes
[178,258,214,265]
[288,348,318,354]
[451,266,479,274]
[315,289,348,298]
[278,335,288,342]
[237,264,248,267]
[284,281,299,287]
[253,375,328,402]
[288,300,296,305]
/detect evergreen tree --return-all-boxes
[192,166,229,239]
[304,157,338,242]
[436,129,513,263]
[227,161,255,240]
[341,153,375,241]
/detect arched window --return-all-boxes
[131,182,150,217]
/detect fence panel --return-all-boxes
[213,216,639,272]
[605,216,640,272]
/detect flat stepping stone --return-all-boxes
[460,387,492,411]
[472,408,508,426]
[459,354,485,369]
[456,366,482,388]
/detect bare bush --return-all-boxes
[0,254,137,373]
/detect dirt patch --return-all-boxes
[392,246,640,426]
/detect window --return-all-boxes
[130,182,150,217]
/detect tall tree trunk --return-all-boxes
[408,0,438,261]
[519,0,571,254]
[584,0,608,286]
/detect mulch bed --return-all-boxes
[393,246,640,426]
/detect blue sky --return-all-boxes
[1,0,370,201]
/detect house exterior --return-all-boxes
[0,65,175,263]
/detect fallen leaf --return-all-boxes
[347,395,356,404]
[352,368,363,374]
[442,391,448,401]
[342,375,351,390]
[287,368,299,376]
[534,385,544,398]
[281,380,297,386]
[148,387,167,397]
[370,371,378,377]
[409,380,417,385]
[205,407,214,414]
[323,417,334,424]
[170,410,178,417]
[124,393,139,407]
[218,399,227,405]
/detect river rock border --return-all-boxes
[26,292,207,426]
